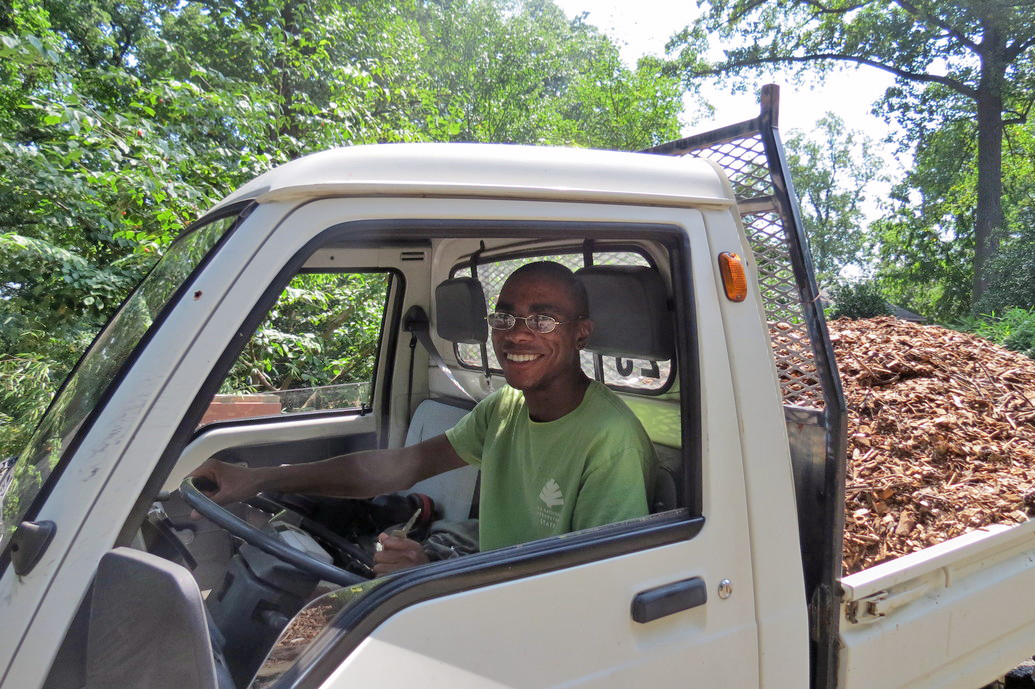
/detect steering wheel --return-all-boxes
[180,477,367,587]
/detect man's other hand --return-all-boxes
[373,533,429,575]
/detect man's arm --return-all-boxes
[189,434,465,507]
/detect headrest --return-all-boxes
[576,266,674,360]
[436,277,488,343]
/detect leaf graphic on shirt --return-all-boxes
[539,478,564,508]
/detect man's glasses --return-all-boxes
[486,312,581,334]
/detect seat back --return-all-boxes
[435,276,488,343]
[393,277,488,521]
[86,548,230,689]
[405,399,478,521]
[576,265,681,512]
[575,265,674,360]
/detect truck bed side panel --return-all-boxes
[839,519,1035,689]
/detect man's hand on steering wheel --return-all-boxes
[187,458,264,519]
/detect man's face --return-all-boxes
[491,272,592,394]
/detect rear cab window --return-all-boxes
[452,249,674,394]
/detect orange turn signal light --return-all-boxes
[718,252,748,302]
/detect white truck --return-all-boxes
[2,85,1034,689]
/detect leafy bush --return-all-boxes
[955,308,1035,359]
[827,280,892,320]
[975,232,1035,315]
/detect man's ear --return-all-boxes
[575,318,593,349]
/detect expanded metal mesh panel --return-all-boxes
[688,135,774,200]
[742,214,824,407]
[685,134,824,408]
[451,251,672,391]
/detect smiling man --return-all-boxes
[444,261,656,552]
[191,261,655,574]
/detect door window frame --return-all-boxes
[129,215,700,689]
[206,218,703,689]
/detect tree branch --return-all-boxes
[891,0,980,53]
[1004,34,1035,62]
[1002,92,1035,126]
[799,0,871,15]
[699,53,977,99]
[727,0,771,26]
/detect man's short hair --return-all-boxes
[504,261,590,318]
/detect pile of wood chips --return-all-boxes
[829,317,1035,574]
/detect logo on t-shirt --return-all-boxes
[539,478,564,508]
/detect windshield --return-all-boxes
[0,212,238,552]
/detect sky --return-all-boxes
[551,0,904,222]
[553,0,899,137]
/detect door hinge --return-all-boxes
[845,581,930,624]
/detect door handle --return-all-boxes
[631,577,707,623]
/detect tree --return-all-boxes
[414,0,683,149]
[669,0,1035,306]
[868,95,1035,320]
[977,118,1035,314]
[869,118,977,319]
[785,113,884,285]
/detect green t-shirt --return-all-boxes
[445,381,656,551]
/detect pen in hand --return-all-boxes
[376,508,422,551]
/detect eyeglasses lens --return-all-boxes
[528,315,557,333]
[487,312,515,330]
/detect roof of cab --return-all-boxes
[210,143,735,212]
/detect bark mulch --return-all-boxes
[829,317,1035,575]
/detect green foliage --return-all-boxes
[872,107,1035,321]
[979,233,1035,315]
[975,122,1035,314]
[827,280,891,320]
[785,113,884,285]
[869,116,981,320]
[0,352,61,459]
[955,308,1035,359]
[554,53,683,150]
[0,0,686,458]
[414,0,683,148]
[673,0,1035,310]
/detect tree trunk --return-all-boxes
[276,0,303,157]
[972,33,1007,307]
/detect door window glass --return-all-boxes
[1,212,235,553]
[199,271,391,426]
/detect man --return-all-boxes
[190,261,655,574]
